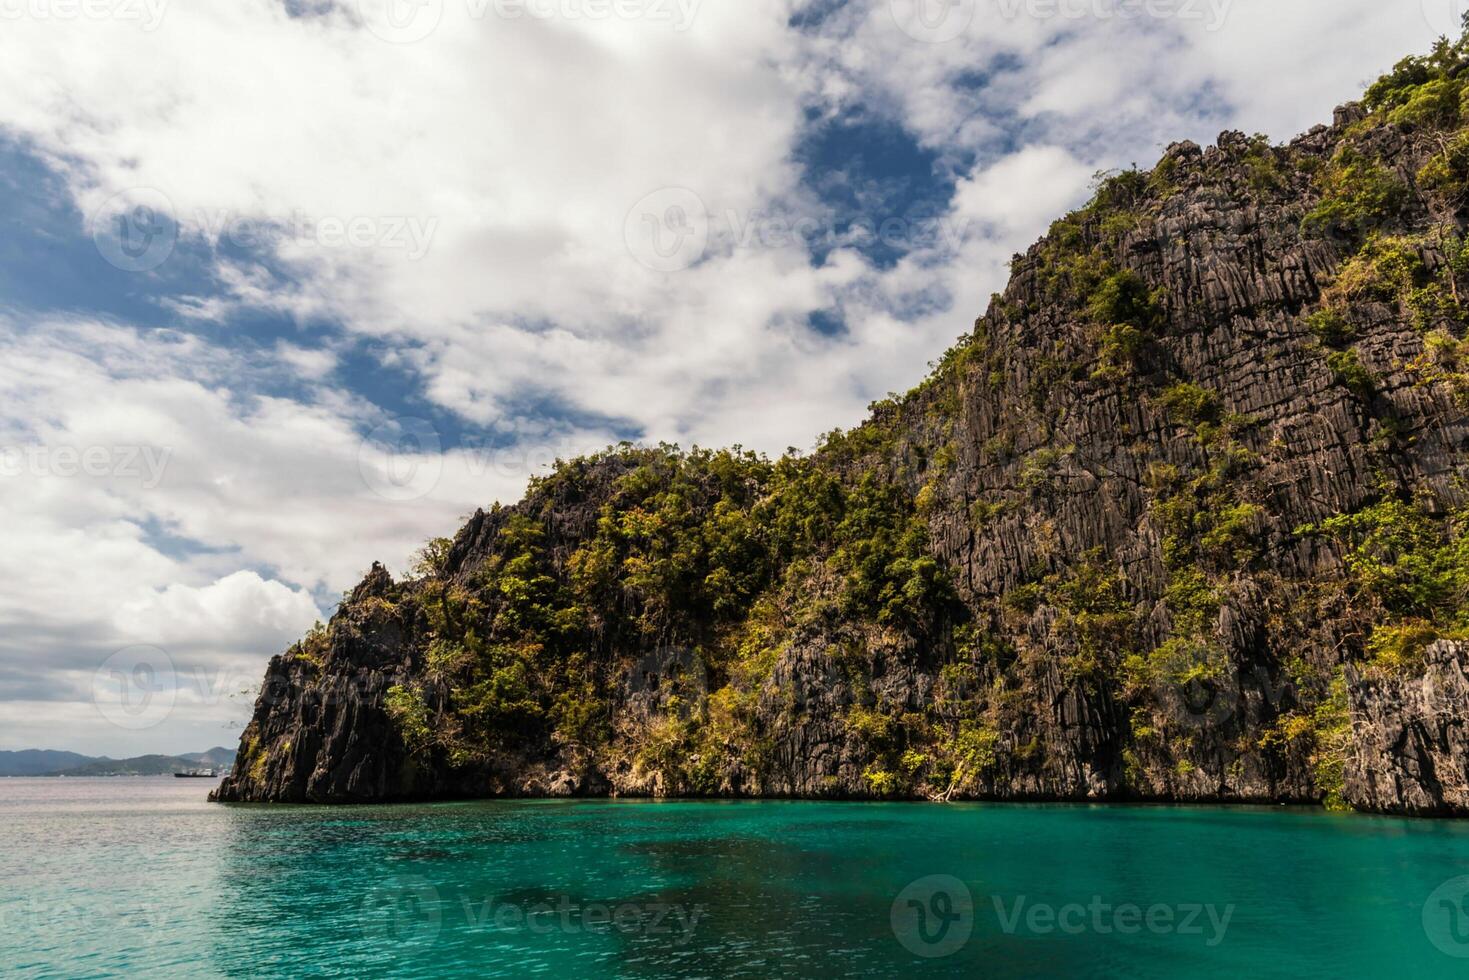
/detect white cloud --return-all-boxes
[113,570,324,655]
[0,317,617,754]
[274,341,339,380]
[950,146,1094,235]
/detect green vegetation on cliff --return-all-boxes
[374,442,961,788]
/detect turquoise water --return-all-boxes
[7,779,1469,977]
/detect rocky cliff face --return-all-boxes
[215,41,1469,815]
[1348,640,1469,815]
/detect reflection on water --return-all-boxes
[6,779,1469,977]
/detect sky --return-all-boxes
[0,0,1451,757]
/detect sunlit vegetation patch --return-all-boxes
[1300,497,1469,671]
[1301,148,1408,242]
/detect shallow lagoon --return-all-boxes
[7,778,1469,977]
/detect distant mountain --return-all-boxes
[0,747,237,776]
[180,747,236,767]
[0,750,99,777]
[48,754,205,777]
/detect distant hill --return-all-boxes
[0,747,237,776]
[48,754,205,777]
[0,750,100,776]
[180,747,237,767]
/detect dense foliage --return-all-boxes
[372,440,962,787]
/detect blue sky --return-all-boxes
[0,0,1445,755]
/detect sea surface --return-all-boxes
[7,778,1469,977]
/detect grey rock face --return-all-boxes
[1347,642,1469,816]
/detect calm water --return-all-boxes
[7,779,1469,977]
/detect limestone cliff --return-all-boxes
[216,40,1469,815]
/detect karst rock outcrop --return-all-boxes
[216,40,1469,816]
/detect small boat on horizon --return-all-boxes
[174,769,219,778]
